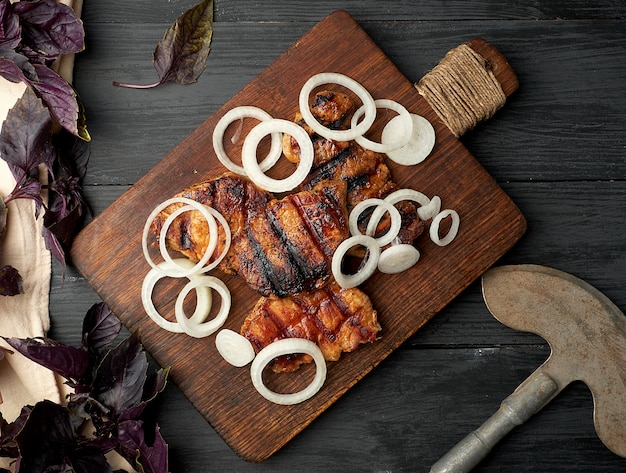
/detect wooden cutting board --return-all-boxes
[71,10,526,462]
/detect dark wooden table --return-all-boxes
[50,1,626,471]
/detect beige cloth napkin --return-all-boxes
[0,0,81,422]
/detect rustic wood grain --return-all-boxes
[70,11,525,462]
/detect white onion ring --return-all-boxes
[331,234,381,289]
[349,198,402,247]
[216,329,256,367]
[417,195,441,221]
[298,72,376,141]
[141,259,212,333]
[381,113,436,165]
[378,244,420,274]
[160,204,231,274]
[212,106,282,176]
[367,188,432,232]
[351,99,413,153]
[242,118,314,193]
[430,209,461,246]
[250,338,326,405]
[142,197,218,278]
[157,204,218,277]
[175,275,231,338]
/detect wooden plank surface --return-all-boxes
[48,1,626,471]
[70,11,525,462]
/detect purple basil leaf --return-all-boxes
[0,86,54,180]
[29,63,79,136]
[5,177,43,216]
[0,406,29,459]
[55,128,91,179]
[14,400,76,473]
[0,0,20,50]
[82,302,121,353]
[0,51,38,83]
[92,332,148,416]
[116,420,168,473]
[118,367,170,422]
[113,0,213,89]
[12,0,84,58]
[3,336,89,381]
[44,176,85,250]
[64,445,113,473]
[0,265,23,296]
[41,222,66,264]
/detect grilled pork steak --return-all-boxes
[285,90,426,245]
[241,280,381,372]
[152,174,349,297]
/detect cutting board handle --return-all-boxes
[416,38,518,137]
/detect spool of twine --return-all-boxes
[416,44,506,137]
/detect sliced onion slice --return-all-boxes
[212,106,282,176]
[158,203,218,277]
[378,244,420,274]
[141,259,212,333]
[349,198,402,247]
[417,195,441,221]
[331,234,380,289]
[216,329,256,367]
[242,118,314,193]
[175,275,231,338]
[382,113,436,165]
[299,72,376,141]
[430,209,460,246]
[351,99,413,153]
[368,188,433,231]
[250,338,326,405]
[142,197,218,278]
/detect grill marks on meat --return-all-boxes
[153,174,349,297]
[284,90,426,245]
[241,281,381,372]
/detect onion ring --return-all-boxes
[212,106,282,176]
[250,338,326,405]
[381,113,436,165]
[430,209,461,246]
[142,197,218,278]
[241,118,314,192]
[175,275,231,338]
[331,234,381,289]
[216,329,256,367]
[160,204,231,274]
[349,198,402,247]
[351,99,413,153]
[367,188,432,232]
[141,259,212,333]
[298,72,376,141]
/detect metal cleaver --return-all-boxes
[430,264,626,472]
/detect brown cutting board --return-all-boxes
[71,10,526,462]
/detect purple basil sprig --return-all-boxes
[1,303,170,473]
[0,0,85,137]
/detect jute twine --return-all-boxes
[415,44,506,137]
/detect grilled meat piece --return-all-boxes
[152,174,349,297]
[241,280,381,372]
[283,90,354,167]
[284,90,426,245]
